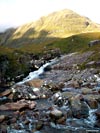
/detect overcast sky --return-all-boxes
[0,0,100,31]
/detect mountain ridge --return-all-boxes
[0,9,100,49]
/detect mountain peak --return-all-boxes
[0,9,100,47]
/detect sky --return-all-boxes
[0,0,100,31]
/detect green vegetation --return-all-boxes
[0,9,100,86]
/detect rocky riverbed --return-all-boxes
[0,52,100,133]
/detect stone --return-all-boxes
[87,99,98,109]
[56,116,66,124]
[10,117,17,123]
[80,101,89,118]
[84,94,100,103]
[0,115,6,123]
[24,120,30,125]
[32,88,41,97]
[81,87,92,95]
[70,94,89,118]
[35,121,43,130]
[0,89,11,97]
[28,101,37,109]
[95,107,100,118]
[50,108,63,119]
[0,128,7,133]
[0,99,36,111]
[72,80,80,88]
[26,79,44,88]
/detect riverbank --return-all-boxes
[0,52,100,133]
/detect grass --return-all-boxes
[1,32,100,55]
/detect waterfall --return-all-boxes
[17,58,57,84]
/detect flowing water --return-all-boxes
[1,57,100,133]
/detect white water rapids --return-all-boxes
[17,58,58,84]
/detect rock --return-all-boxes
[56,116,66,124]
[0,89,11,97]
[84,94,100,104]
[26,79,44,88]
[11,84,41,100]
[95,108,100,127]
[81,87,93,94]
[88,40,100,47]
[95,107,100,118]
[35,121,43,130]
[32,88,41,97]
[95,120,100,128]
[62,91,76,98]
[50,108,63,119]
[85,61,95,68]
[0,99,36,111]
[72,80,80,88]
[10,117,17,123]
[0,128,7,133]
[80,100,89,118]
[28,101,37,109]
[24,120,30,125]
[87,99,98,109]
[51,92,63,106]
[0,115,6,123]
[70,94,89,118]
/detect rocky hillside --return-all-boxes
[0,9,100,48]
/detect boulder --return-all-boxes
[70,94,89,118]
[81,87,93,95]
[0,89,11,97]
[95,107,100,118]
[26,79,44,88]
[87,99,98,109]
[50,108,63,119]
[0,115,6,123]
[72,80,80,88]
[0,99,36,111]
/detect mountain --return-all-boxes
[0,9,100,88]
[0,9,100,50]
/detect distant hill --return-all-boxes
[0,9,100,49]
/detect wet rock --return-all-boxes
[35,121,43,130]
[10,117,17,123]
[80,100,89,118]
[24,120,30,125]
[11,84,40,100]
[62,91,76,98]
[87,99,98,109]
[84,94,100,104]
[72,80,80,88]
[44,81,64,92]
[81,87,93,94]
[0,89,11,97]
[0,115,6,123]
[28,101,37,109]
[95,107,100,118]
[51,92,63,106]
[33,131,42,133]
[95,108,100,128]
[0,128,7,133]
[26,79,44,88]
[13,123,21,130]
[49,107,63,119]
[0,99,36,111]
[95,120,100,128]
[32,88,41,98]
[85,61,95,68]
[56,116,66,124]
[70,94,89,118]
